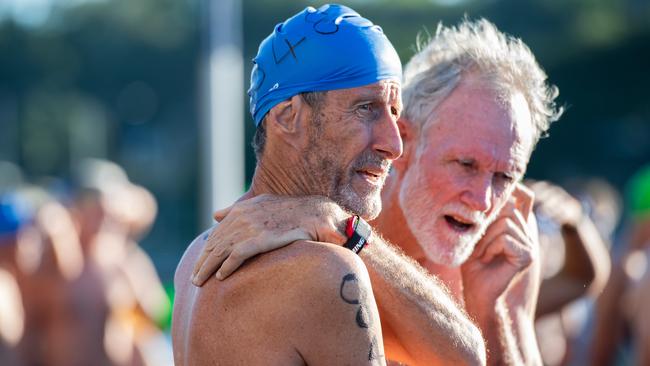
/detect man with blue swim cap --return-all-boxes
[172,4,485,365]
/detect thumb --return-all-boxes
[513,183,534,217]
[213,205,233,222]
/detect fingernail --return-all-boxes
[215,271,223,281]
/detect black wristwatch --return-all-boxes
[343,215,371,254]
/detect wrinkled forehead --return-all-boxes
[421,82,533,170]
[326,80,402,105]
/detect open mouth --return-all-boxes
[357,169,384,184]
[444,215,474,233]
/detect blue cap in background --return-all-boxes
[0,193,34,241]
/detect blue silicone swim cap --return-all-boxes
[249,4,402,125]
[0,193,33,240]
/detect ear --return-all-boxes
[393,117,415,172]
[266,95,310,150]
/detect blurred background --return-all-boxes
[0,0,649,365]
[2,0,650,284]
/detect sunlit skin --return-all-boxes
[173,80,407,366]
[188,73,541,365]
[14,203,112,366]
[375,75,534,301]
[251,80,403,219]
[186,74,541,366]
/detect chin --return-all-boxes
[418,231,479,268]
[337,186,383,220]
[356,197,382,220]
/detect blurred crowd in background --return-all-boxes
[1,0,649,365]
[0,159,173,365]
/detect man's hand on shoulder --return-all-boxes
[191,194,349,286]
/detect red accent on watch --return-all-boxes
[345,216,358,237]
[344,216,371,254]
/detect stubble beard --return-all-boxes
[333,152,387,220]
[303,115,387,220]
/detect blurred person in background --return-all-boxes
[70,158,172,366]
[0,177,107,366]
[0,191,29,365]
[526,179,613,366]
[192,18,563,365]
[0,158,170,366]
[14,186,108,366]
[562,178,622,366]
[589,165,650,365]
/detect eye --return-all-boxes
[494,172,515,185]
[357,103,373,112]
[390,106,399,117]
[457,159,475,168]
[355,102,379,121]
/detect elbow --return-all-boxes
[465,323,487,366]
[453,322,487,366]
[587,253,611,297]
[579,243,612,298]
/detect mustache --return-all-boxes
[351,151,391,173]
[443,202,487,224]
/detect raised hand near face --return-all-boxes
[461,183,538,312]
[460,183,542,365]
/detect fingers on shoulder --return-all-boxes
[176,229,215,287]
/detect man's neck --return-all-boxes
[374,173,465,304]
[373,173,426,261]
[249,152,317,198]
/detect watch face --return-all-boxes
[344,217,371,254]
[355,218,372,239]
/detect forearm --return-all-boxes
[469,300,523,366]
[588,262,628,366]
[561,217,611,296]
[505,250,542,365]
[536,278,586,317]
[473,261,541,365]
[361,236,486,366]
[536,218,611,317]
[509,306,542,366]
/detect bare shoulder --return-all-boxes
[174,227,367,295]
[195,238,373,310]
[173,234,385,365]
[174,228,212,290]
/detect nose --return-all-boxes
[460,174,492,213]
[372,109,402,161]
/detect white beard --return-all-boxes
[398,167,497,267]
